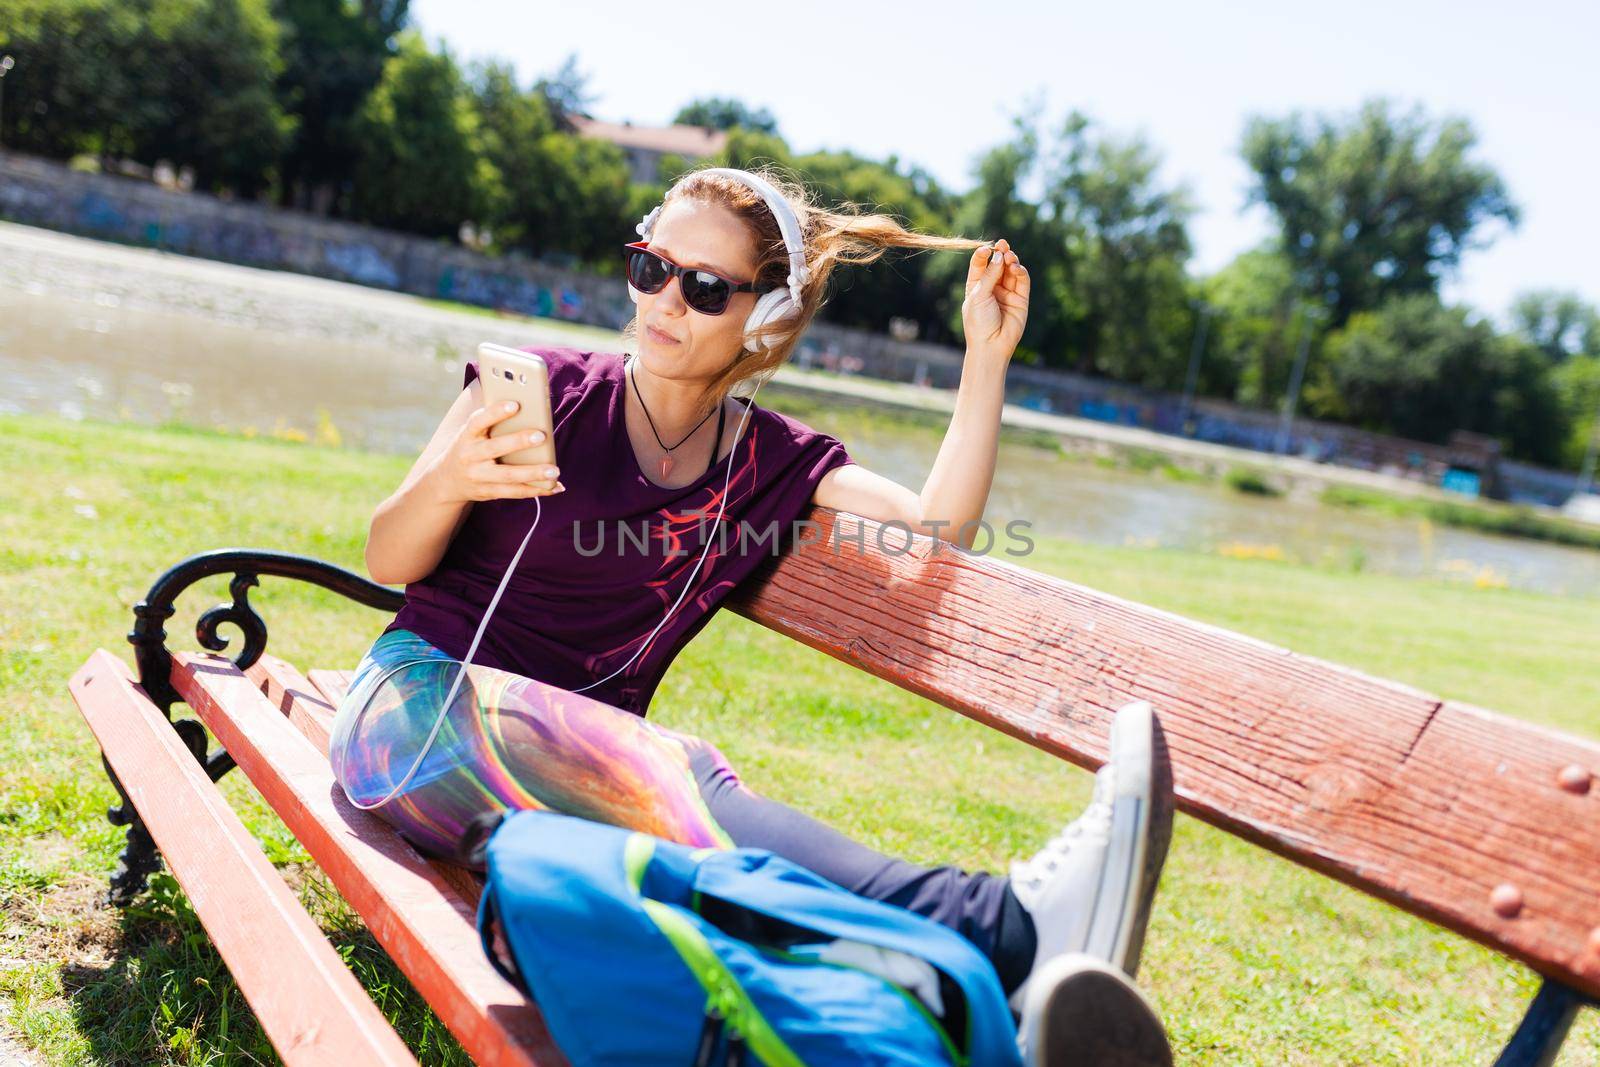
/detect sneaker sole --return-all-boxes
[1082,700,1175,979]
[1022,952,1173,1067]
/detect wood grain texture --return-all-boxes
[246,656,486,911]
[69,650,418,1067]
[725,508,1600,997]
[169,652,564,1067]
[247,653,335,753]
[306,668,355,711]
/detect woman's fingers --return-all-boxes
[484,458,560,484]
[475,427,548,460]
[468,399,522,438]
[500,479,564,498]
[966,238,1011,296]
[1000,255,1030,300]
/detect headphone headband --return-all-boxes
[635,167,810,307]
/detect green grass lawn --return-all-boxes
[1,410,1596,1065]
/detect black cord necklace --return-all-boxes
[628,356,724,482]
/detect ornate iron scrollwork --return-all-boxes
[105,549,404,904]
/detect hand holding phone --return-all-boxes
[430,344,563,503]
[477,343,556,466]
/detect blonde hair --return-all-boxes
[620,163,987,419]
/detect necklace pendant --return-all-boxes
[659,455,674,480]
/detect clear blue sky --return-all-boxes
[410,0,1599,322]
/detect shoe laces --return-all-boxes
[1010,764,1116,895]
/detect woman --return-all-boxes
[329,165,1173,1064]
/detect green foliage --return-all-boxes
[1552,355,1600,471]
[135,0,294,195]
[273,0,408,213]
[1321,484,1600,551]
[1511,289,1600,364]
[1242,98,1518,327]
[0,0,145,156]
[941,105,1195,382]
[1310,294,1567,464]
[673,96,780,135]
[0,0,293,192]
[469,58,631,262]
[349,32,494,237]
[531,51,595,128]
[1224,467,1282,497]
[1200,247,1301,407]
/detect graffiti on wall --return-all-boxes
[437,265,555,318]
[324,242,400,288]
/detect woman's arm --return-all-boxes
[811,357,1006,548]
[811,240,1029,550]
[365,383,482,586]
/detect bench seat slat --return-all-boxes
[729,508,1600,998]
[168,651,563,1067]
[68,650,418,1067]
[306,668,355,714]
[246,654,486,911]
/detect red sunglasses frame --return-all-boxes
[621,241,774,316]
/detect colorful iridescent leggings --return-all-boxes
[327,627,1035,993]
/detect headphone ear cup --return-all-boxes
[743,290,794,352]
[627,282,640,306]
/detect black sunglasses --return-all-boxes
[622,241,773,316]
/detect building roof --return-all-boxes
[568,115,728,157]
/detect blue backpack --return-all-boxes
[470,809,1023,1067]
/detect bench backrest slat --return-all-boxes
[727,508,1600,998]
[168,651,565,1067]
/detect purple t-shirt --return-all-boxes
[383,345,856,716]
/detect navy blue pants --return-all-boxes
[682,740,1038,996]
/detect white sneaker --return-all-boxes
[1016,953,1173,1067]
[1008,700,1174,1012]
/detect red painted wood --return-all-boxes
[307,668,354,711]
[169,651,562,1066]
[68,650,418,1066]
[248,654,335,753]
[726,508,1600,997]
[247,656,486,912]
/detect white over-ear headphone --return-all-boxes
[345,171,808,813]
[628,167,811,353]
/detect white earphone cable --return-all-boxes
[346,370,764,813]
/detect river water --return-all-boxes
[4,222,1597,598]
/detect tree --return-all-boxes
[1311,294,1566,464]
[532,51,595,131]
[272,0,409,214]
[349,32,495,237]
[0,0,292,194]
[1510,289,1599,364]
[1201,247,1302,407]
[1043,111,1194,383]
[672,96,779,135]
[132,0,295,196]
[469,58,631,264]
[1242,99,1518,328]
[0,0,143,158]
[941,107,1194,381]
[1553,356,1600,472]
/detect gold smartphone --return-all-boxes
[476,343,557,467]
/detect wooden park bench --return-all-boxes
[68,509,1599,1065]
